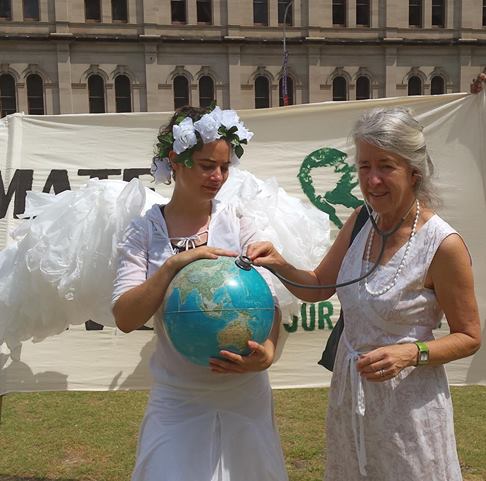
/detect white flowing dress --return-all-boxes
[112,200,289,481]
[325,215,463,481]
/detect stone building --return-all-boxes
[0,0,485,116]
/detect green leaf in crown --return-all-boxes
[298,147,362,229]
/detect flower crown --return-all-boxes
[151,105,254,184]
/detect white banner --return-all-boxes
[1,92,485,394]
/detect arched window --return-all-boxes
[199,76,214,108]
[409,0,422,27]
[27,74,44,114]
[430,76,445,95]
[279,76,294,106]
[23,0,39,20]
[0,74,16,117]
[115,75,131,112]
[356,0,370,26]
[253,0,268,25]
[0,0,12,19]
[483,0,486,27]
[88,75,105,113]
[332,76,347,101]
[255,76,270,109]
[408,75,422,95]
[173,75,189,109]
[85,0,101,21]
[112,0,127,22]
[356,76,370,100]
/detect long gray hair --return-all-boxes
[351,107,441,208]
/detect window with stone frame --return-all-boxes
[171,0,187,23]
[199,76,214,108]
[196,0,211,23]
[333,76,347,101]
[0,0,11,19]
[483,0,486,26]
[255,76,270,108]
[88,75,105,113]
[27,74,44,114]
[279,76,294,106]
[408,76,422,95]
[174,75,189,109]
[431,0,444,27]
[0,74,16,117]
[85,0,101,21]
[23,0,39,20]
[253,0,268,25]
[430,76,445,95]
[333,0,346,26]
[356,0,370,26]
[115,75,132,112]
[112,0,128,22]
[356,76,370,100]
[278,0,292,26]
[409,0,422,27]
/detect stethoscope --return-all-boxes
[235,201,415,290]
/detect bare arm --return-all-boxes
[247,208,360,302]
[113,246,237,333]
[357,234,481,381]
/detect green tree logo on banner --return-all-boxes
[298,147,362,228]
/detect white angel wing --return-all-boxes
[0,178,168,352]
[217,168,331,318]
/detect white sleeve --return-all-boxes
[112,216,150,305]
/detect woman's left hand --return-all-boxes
[209,340,275,374]
[356,343,417,382]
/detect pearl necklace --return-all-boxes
[364,199,420,296]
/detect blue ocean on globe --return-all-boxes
[162,256,275,366]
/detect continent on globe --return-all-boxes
[217,316,253,352]
[162,256,275,366]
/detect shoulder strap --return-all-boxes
[348,205,370,247]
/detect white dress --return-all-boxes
[112,200,289,481]
[325,215,463,480]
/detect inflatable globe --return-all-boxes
[162,256,275,366]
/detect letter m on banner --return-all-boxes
[0,169,33,219]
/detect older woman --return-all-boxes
[248,107,481,480]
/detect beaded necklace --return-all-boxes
[364,199,420,296]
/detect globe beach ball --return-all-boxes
[162,256,275,366]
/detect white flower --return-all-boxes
[194,112,222,143]
[235,122,254,142]
[221,109,240,128]
[172,117,197,154]
[151,157,172,184]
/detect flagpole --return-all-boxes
[282,1,293,106]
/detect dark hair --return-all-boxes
[158,105,208,138]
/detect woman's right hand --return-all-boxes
[246,241,285,270]
[166,246,238,275]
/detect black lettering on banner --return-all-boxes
[123,168,151,182]
[42,169,71,194]
[78,169,122,180]
[0,169,34,219]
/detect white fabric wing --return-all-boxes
[0,179,168,352]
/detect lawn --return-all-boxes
[0,386,485,481]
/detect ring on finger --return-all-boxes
[379,368,385,377]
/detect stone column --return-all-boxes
[226,44,241,109]
[144,43,159,111]
[307,45,321,103]
[56,42,73,113]
[384,46,398,97]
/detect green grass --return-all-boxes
[0,387,485,481]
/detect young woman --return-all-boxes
[112,105,289,481]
